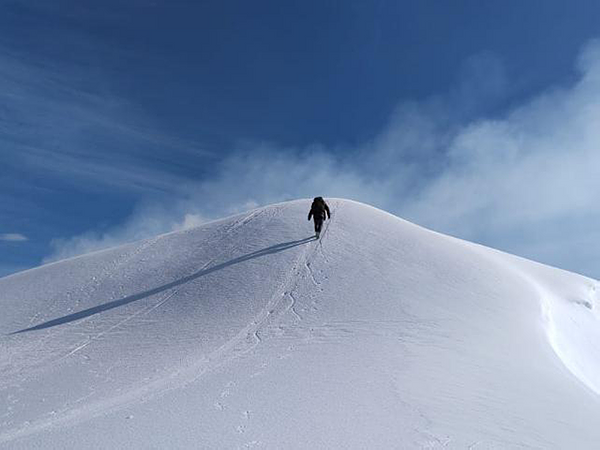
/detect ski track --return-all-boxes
[242,201,339,347]
[0,211,257,391]
[288,291,303,321]
[0,207,281,444]
[0,203,342,445]
[258,202,340,343]
[75,206,274,355]
[1,201,346,445]
[61,288,180,360]
[6,235,166,377]
[42,207,270,360]
[305,261,320,287]
[58,256,218,362]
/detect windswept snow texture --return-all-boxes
[1,199,600,449]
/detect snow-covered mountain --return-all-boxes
[2,199,600,449]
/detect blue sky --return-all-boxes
[3,1,600,278]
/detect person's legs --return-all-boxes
[314,218,323,235]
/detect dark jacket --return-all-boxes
[308,197,331,221]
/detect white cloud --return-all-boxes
[400,40,600,276]
[0,233,28,242]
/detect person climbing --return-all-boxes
[308,197,331,239]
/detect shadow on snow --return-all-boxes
[11,236,316,335]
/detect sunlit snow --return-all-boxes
[1,199,599,448]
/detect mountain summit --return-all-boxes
[2,199,599,448]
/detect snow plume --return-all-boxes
[44,203,206,263]
[47,41,600,277]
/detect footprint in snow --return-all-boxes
[214,402,225,411]
[572,298,593,309]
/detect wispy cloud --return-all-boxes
[0,46,205,196]
[0,233,28,242]
[43,41,600,277]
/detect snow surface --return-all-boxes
[1,199,600,449]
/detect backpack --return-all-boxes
[311,198,326,219]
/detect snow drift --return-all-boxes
[1,199,600,448]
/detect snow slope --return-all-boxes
[1,199,600,449]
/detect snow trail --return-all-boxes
[1,202,326,444]
[2,199,600,449]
